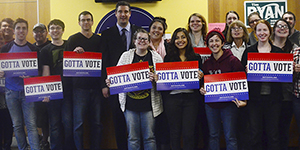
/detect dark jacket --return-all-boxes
[202,49,244,108]
[101,24,141,89]
[241,42,283,101]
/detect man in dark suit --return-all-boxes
[101,1,140,150]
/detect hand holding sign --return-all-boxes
[149,72,158,82]
[232,98,247,108]
[73,47,85,54]
[295,64,300,72]
[0,70,4,78]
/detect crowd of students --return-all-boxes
[0,1,300,150]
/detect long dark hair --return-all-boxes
[167,28,196,61]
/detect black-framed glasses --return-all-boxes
[276,24,289,29]
[249,19,261,24]
[136,37,148,42]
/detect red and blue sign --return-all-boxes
[0,52,38,77]
[194,47,211,64]
[107,62,152,95]
[156,61,199,91]
[63,51,102,77]
[24,75,63,102]
[247,53,293,82]
[204,72,249,103]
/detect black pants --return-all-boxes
[109,94,128,150]
[164,92,198,150]
[248,96,281,150]
[0,108,13,150]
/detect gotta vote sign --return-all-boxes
[247,53,293,82]
[107,62,152,95]
[194,47,211,64]
[0,52,38,77]
[24,75,63,102]
[204,72,249,103]
[63,51,102,77]
[156,61,199,91]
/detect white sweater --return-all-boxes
[117,48,163,117]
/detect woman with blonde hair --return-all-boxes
[187,13,207,47]
[224,20,249,61]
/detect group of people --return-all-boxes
[0,1,300,150]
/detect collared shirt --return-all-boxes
[292,47,300,98]
[230,41,246,61]
[116,23,131,50]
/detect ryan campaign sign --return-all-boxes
[204,72,249,103]
[107,62,152,95]
[156,61,199,91]
[24,75,63,102]
[247,53,293,82]
[194,47,211,64]
[0,52,38,77]
[63,51,102,77]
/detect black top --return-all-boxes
[40,41,67,76]
[66,32,102,89]
[126,51,153,112]
[241,42,284,101]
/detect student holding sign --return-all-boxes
[0,18,40,150]
[223,20,251,150]
[199,30,245,150]
[187,13,209,149]
[66,11,102,150]
[107,29,163,150]
[148,17,170,150]
[241,20,283,150]
[163,28,202,150]
[272,18,299,150]
[39,19,68,150]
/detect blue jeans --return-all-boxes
[124,109,156,150]
[73,88,102,150]
[205,103,238,150]
[5,89,39,150]
[62,77,75,149]
[46,99,63,150]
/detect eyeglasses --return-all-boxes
[136,37,148,42]
[284,17,294,21]
[49,27,62,31]
[249,19,261,24]
[231,27,243,31]
[276,24,289,29]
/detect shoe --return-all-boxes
[40,141,50,150]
